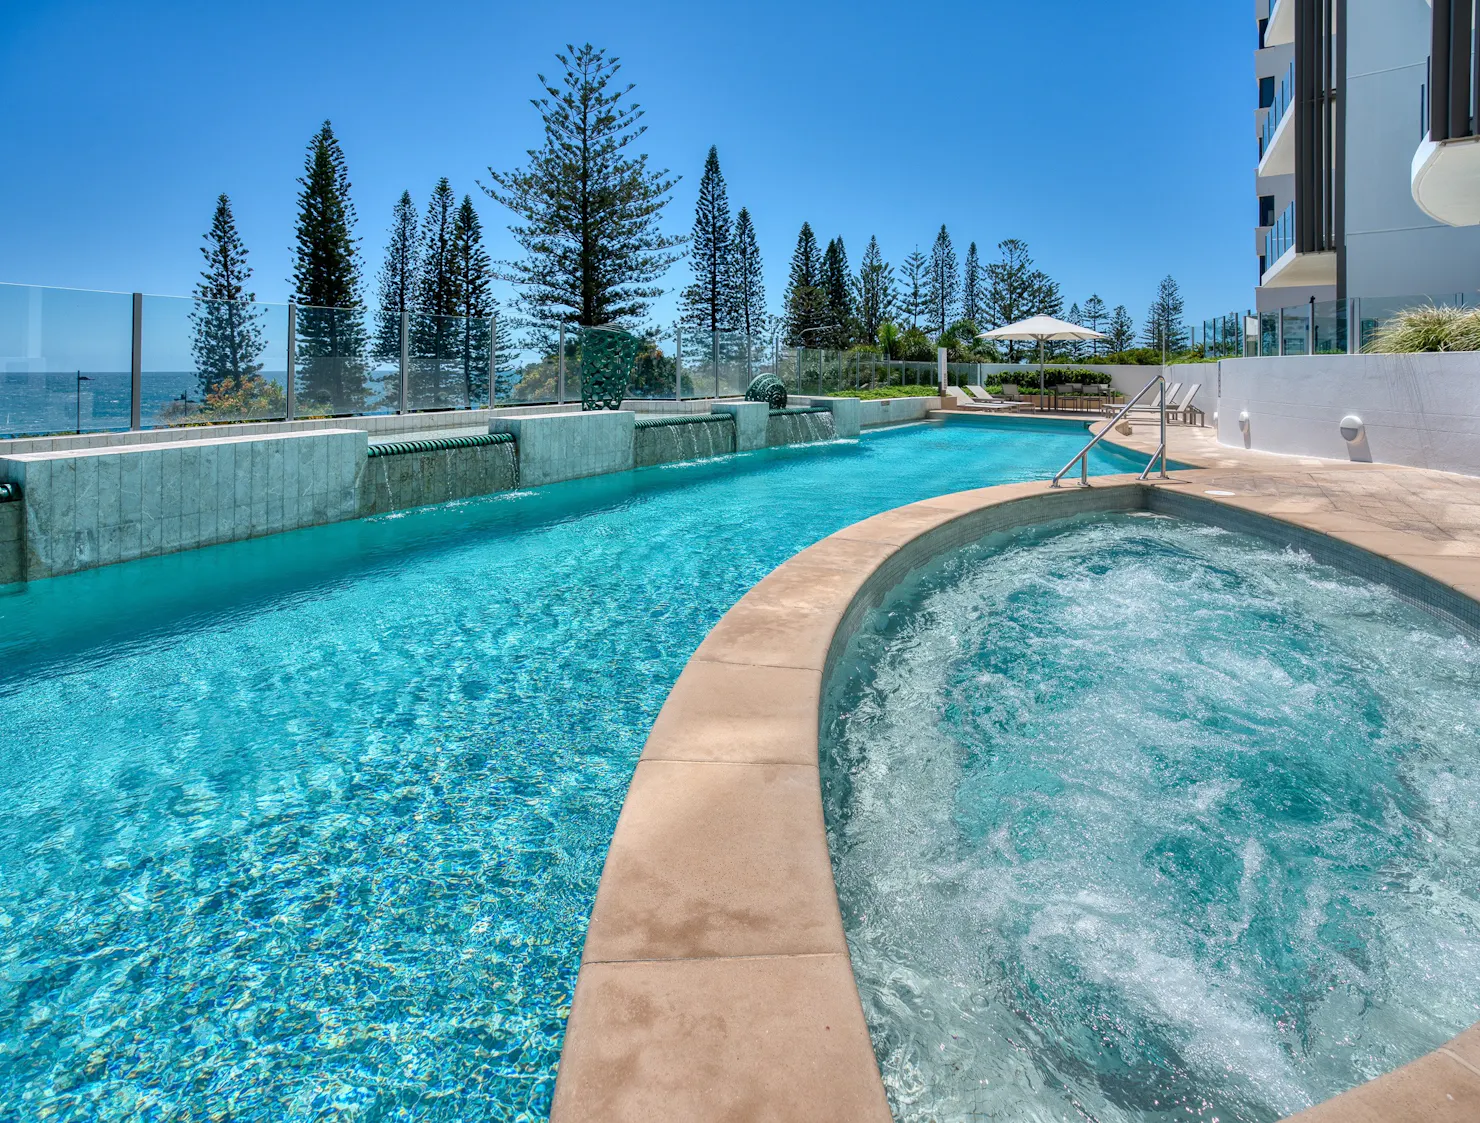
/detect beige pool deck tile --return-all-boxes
[827,499,970,546]
[552,954,892,1123]
[1282,1049,1480,1122]
[693,598,843,671]
[1385,553,1480,587]
[791,532,901,571]
[1444,1024,1480,1072]
[581,760,845,964]
[739,545,894,617]
[641,660,820,766]
[908,478,1081,512]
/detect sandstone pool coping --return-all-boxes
[552,434,1480,1121]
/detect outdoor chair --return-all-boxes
[946,386,1023,411]
[1172,384,1204,426]
[1122,382,1182,421]
[964,385,1027,409]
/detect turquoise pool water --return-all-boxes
[822,513,1480,1123]
[0,419,1148,1121]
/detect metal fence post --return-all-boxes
[1348,298,1360,355]
[712,328,720,399]
[1307,297,1316,356]
[1278,307,1286,356]
[488,312,498,408]
[795,347,803,393]
[285,303,297,421]
[674,322,682,400]
[399,309,410,413]
[558,324,566,404]
[129,293,142,430]
[937,347,948,396]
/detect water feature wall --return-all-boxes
[359,433,520,516]
[767,407,838,447]
[0,428,368,581]
[633,415,737,468]
[0,399,867,583]
[0,490,20,584]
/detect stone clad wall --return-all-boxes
[359,438,519,516]
[0,501,21,584]
[491,411,636,487]
[710,402,769,451]
[790,395,941,429]
[0,403,869,584]
[0,428,366,580]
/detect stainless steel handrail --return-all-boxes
[1050,374,1171,488]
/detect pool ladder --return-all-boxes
[1051,373,1172,488]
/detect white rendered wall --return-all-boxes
[1216,353,1480,475]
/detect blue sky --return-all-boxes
[0,0,1255,345]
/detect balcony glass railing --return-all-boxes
[1260,62,1295,160]
[1264,202,1296,269]
[1244,294,1480,356]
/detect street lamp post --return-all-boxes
[75,372,92,435]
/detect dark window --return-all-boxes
[1259,255,1268,278]
[1259,17,1269,49]
[1259,195,1276,226]
[1259,76,1276,108]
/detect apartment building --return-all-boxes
[1253,0,1480,313]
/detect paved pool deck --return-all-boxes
[552,418,1480,1123]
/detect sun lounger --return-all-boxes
[1171,384,1204,426]
[1115,382,1204,425]
[1120,382,1182,421]
[963,385,1027,408]
[950,386,1025,411]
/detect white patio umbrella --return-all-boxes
[981,316,1107,411]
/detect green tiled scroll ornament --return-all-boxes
[744,373,787,410]
[579,328,644,411]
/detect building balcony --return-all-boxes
[1265,0,1294,47]
[1261,203,1338,287]
[1414,0,1480,223]
[1257,62,1295,176]
[1412,135,1480,225]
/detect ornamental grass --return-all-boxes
[1364,305,1480,353]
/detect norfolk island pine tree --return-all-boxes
[290,121,370,414]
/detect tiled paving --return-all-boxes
[1126,421,1480,548]
[555,417,1480,1123]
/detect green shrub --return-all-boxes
[988,367,1113,390]
[828,386,942,400]
[896,327,936,362]
[1044,367,1113,387]
[1364,305,1480,353]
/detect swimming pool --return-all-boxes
[0,419,1149,1121]
[822,513,1480,1123]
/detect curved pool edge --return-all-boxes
[551,474,1480,1123]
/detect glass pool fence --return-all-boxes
[0,281,983,439]
[1199,293,1480,360]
